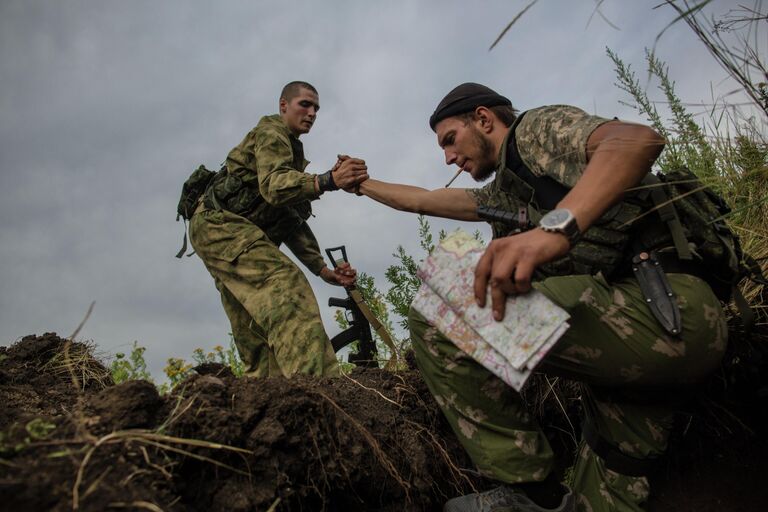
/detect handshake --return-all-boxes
[316,154,369,194]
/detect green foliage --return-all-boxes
[383,216,447,334]
[334,271,400,363]
[162,357,194,392]
[25,418,55,440]
[160,336,244,393]
[607,47,718,177]
[333,216,436,360]
[110,341,152,384]
[384,246,422,331]
[335,215,486,360]
[0,418,56,456]
[609,47,767,315]
[191,338,245,377]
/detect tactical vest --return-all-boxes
[490,112,760,312]
[489,112,657,281]
[204,133,313,245]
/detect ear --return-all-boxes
[279,97,287,114]
[475,107,494,134]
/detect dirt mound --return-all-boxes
[1,332,768,511]
[0,334,477,511]
[0,333,112,432]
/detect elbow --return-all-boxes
[628,125,665,164]
[645,126,666,160]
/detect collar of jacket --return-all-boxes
[258,114,298,140]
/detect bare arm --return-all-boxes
[357,179,480,221]
[559,120,665,232]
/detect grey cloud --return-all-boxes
[0,0,748,380]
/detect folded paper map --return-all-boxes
[412,230,570,391]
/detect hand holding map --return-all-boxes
[412,230,570,391]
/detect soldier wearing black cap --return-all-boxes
[348,83,728,511]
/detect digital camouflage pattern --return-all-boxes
[432,105,729,510]
[471,106,655,280]
[190,207,339,377]
[515,105,609,188]
[411,273,726,511]
[190,114,337,377]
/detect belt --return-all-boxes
[652,251,703,278]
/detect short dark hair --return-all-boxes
[456,104,519,128]
[280,81,318,102]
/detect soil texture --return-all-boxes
[1,332,767,511]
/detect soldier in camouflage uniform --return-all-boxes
[190,81,369,378]
[354,83,727,511]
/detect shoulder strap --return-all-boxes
[505,111,571,210]
[641,173,693,260]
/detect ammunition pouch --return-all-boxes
[205,171,262,216]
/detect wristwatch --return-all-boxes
[538,208,581,245]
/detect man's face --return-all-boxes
[280,87,320,137]
[435,116,497,182]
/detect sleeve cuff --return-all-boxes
[308,257,326,276]
[304,175,322,200]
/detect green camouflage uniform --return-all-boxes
[190,114,339,378]
[410,105,727,511]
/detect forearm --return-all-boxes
[282,222,326,275]
[358,179,480,221]
[559,123,664,232]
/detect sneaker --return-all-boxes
[443,485,574,512]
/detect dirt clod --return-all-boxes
[1,331,767,511]
[0,334,476,511]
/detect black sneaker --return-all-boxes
[443,485,574,512]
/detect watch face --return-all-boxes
[543,209,571,227]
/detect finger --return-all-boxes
[512,261,534,294]
[489,276,509,321]
[337,163,366,175]
[474,248,494,307]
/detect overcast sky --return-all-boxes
[0,0,755,381]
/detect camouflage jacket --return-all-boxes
[470,105,654,279]
[219,114,325,274]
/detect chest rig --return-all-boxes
[488,113,652,280]
[486,113,685,335]
[205,131,313,245]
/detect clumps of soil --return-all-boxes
[0,333,112,432]
[3,331,768,511]
[0,333,477,511]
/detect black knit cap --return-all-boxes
[429,82,511,131]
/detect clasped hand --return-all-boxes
[331,154,368,190]
[473,228,570,321]
[320,261,357,287]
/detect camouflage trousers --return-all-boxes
[410,273,727,511]
[189,207,339,378]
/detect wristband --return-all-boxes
[317,170,339,192]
